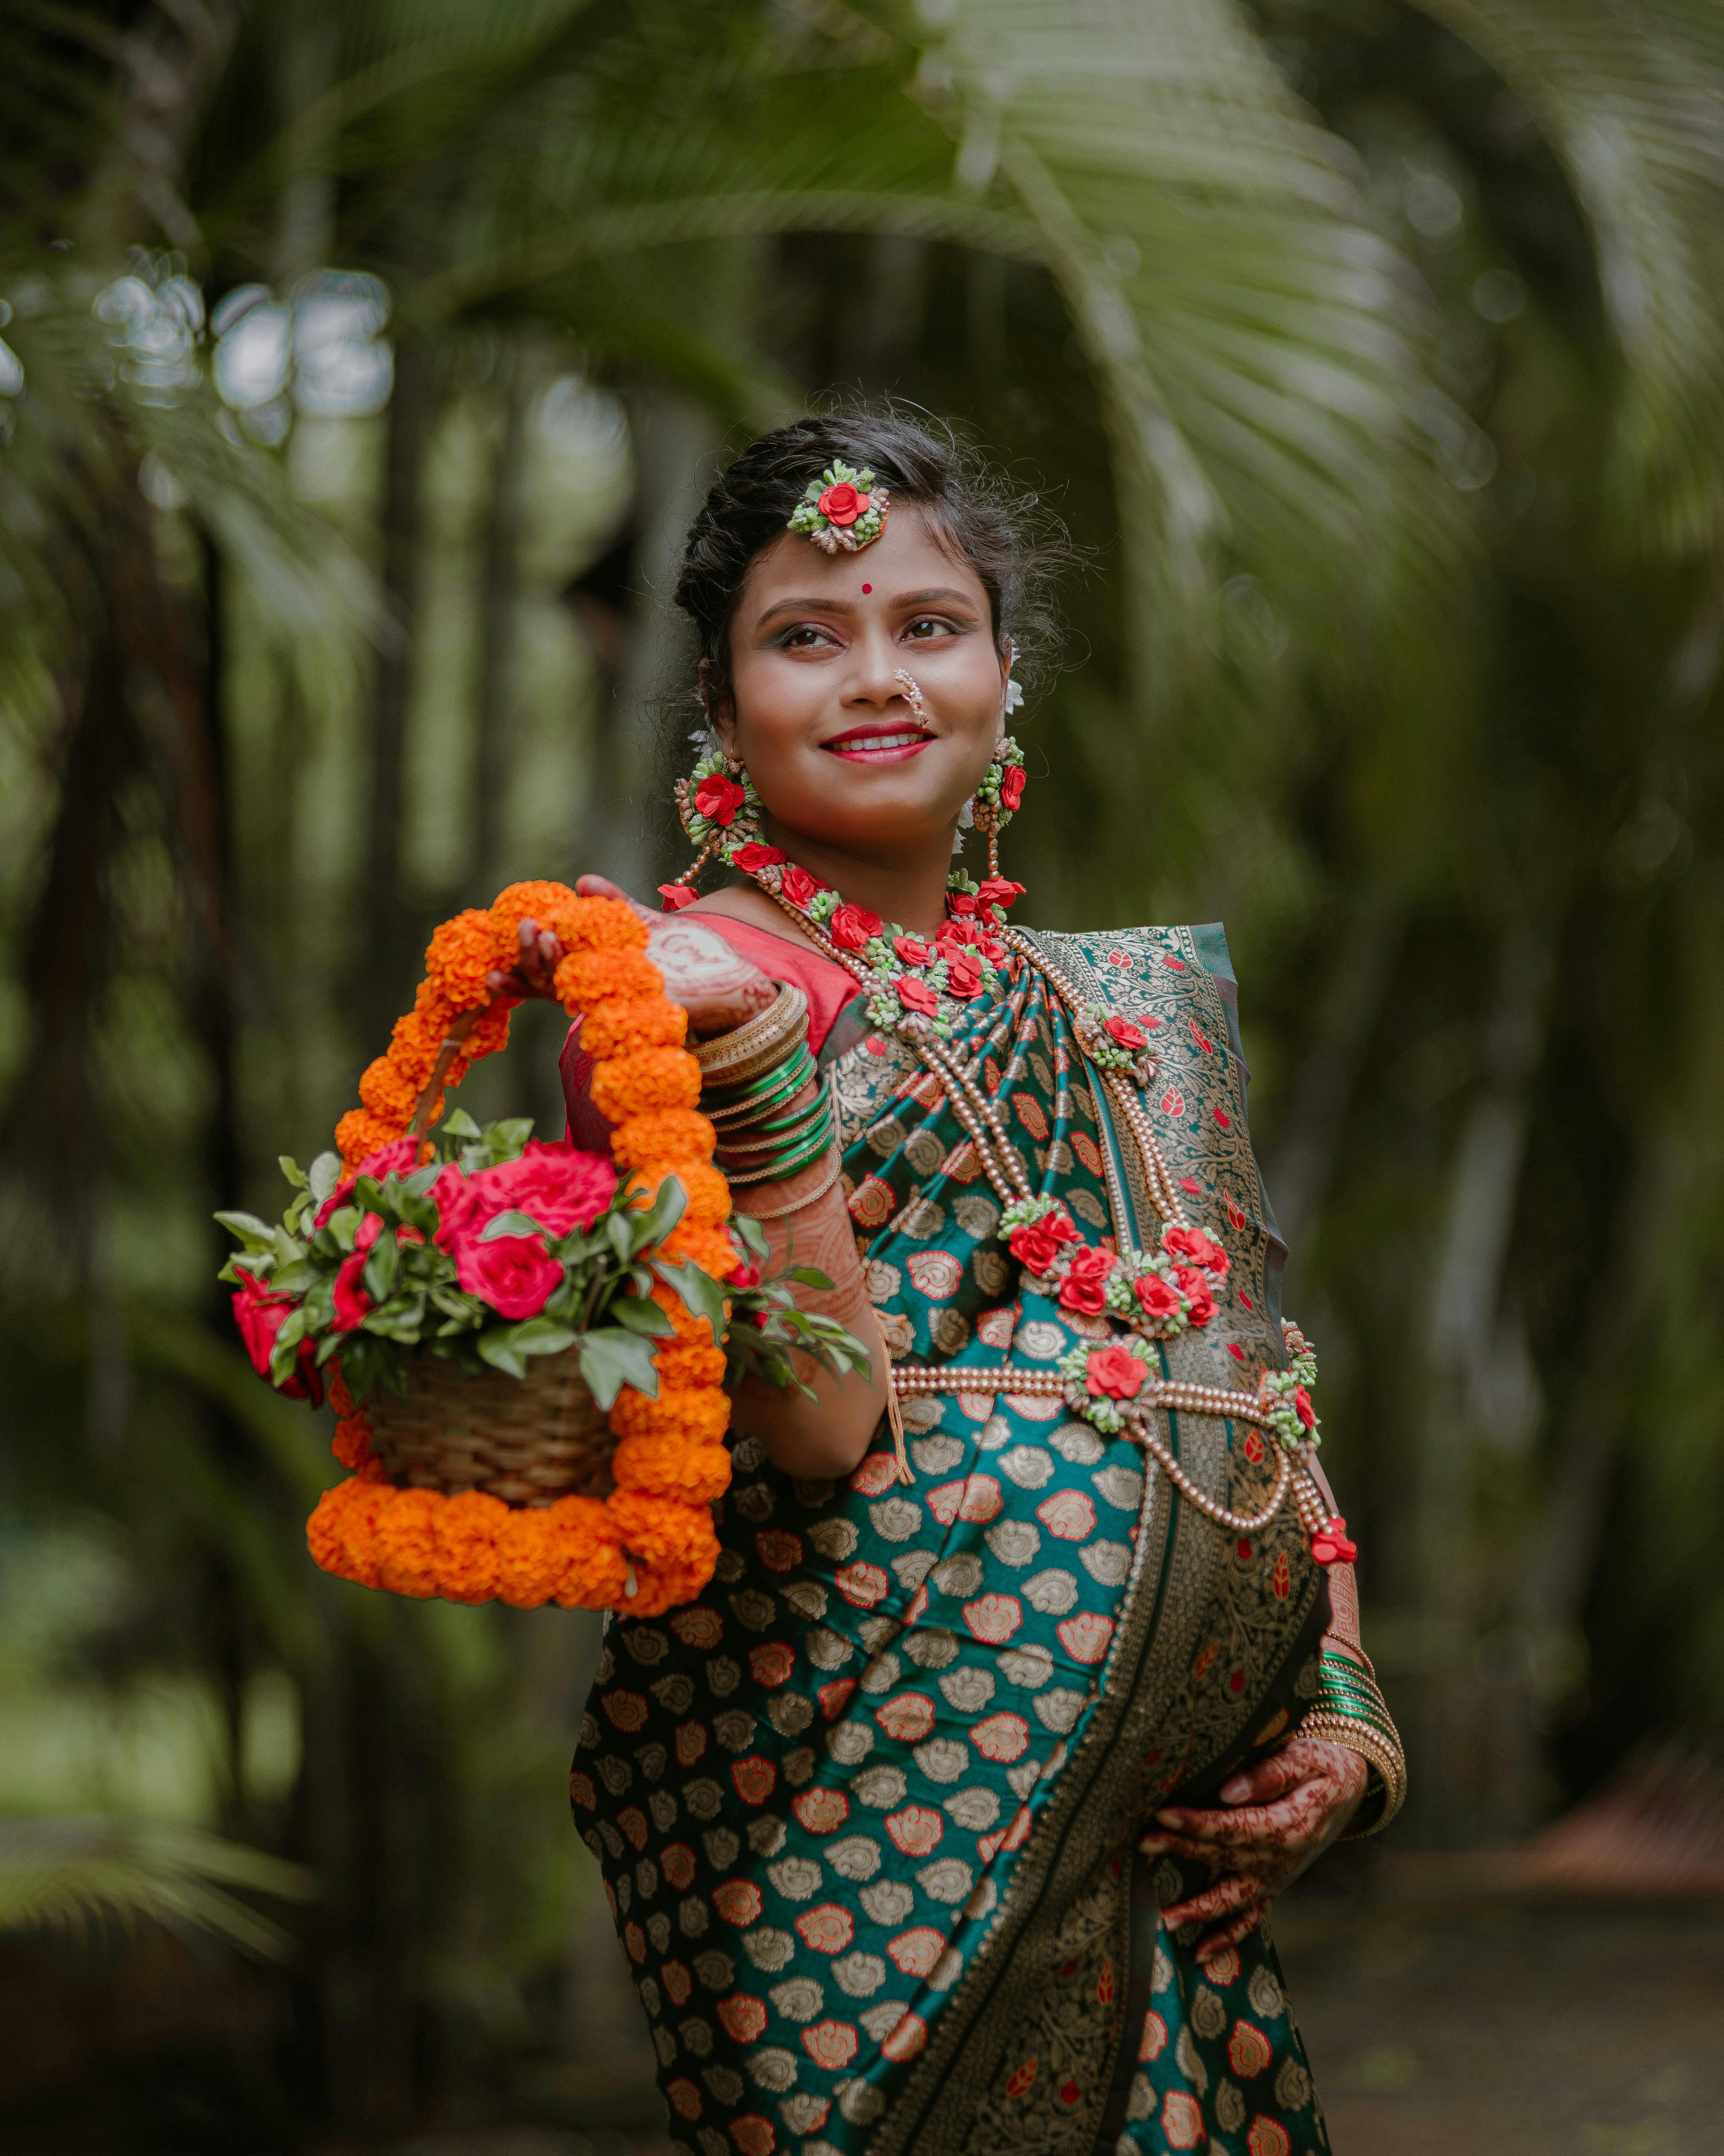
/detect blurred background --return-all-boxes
[3,2,1724,2151]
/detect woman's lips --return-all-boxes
[821,726,935,764]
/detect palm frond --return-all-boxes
[0,1816,313,1960]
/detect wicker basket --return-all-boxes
[366,1348,616,1505]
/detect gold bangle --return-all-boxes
[694,984,809,1081]
[732,1154,844,1221]
[1300,1709,1407,1837]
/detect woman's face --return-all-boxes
[713,508,1009,862]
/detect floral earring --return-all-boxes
[950,670,1027,884]
[661,729,774,911]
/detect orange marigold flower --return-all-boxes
[425,909,500,1012]
[611,1110,716,1172]
[555,950,663,1011]
[372,1488,443,1598]
[625,1552,720,1616]
[649,1280,721,1346]
[659,1221,741,1279]
[610,1384,731,1446]
[414,977,458,1029]
[434,1489,508,1604]
[546,1496,632,1608]
[310,1477,396,1589]
[337,1108,403,1169]
[608,1488,721,1572]
[652,1339,727,1388]
[633,1164,730,1229]
[331,1415,373,1471]
[612,1433,733,1506]
[463,1002,511,1063]
[490,880,581,951]
[551,894,649,954]
[388,1011,443,1090]
[582,996,688,1058]
[494,1507,566,1609]
[591,1048,702,1122]
[359,1056,418,1123]
[327,1369,356,1418]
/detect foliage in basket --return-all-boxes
[217,880,871,1616]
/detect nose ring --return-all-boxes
[894,669,927,717]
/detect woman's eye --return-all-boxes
[781,625,837,649]
[904,616,955,639]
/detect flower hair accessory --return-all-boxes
[787,460,890,554]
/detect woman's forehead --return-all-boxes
[736,508,988,620]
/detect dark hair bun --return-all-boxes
[674,407,1073,701]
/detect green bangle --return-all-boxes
[703,1047,816,1123]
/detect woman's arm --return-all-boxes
[489,877,886,1482]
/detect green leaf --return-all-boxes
[503,1316,578,1358]
[476,1329,527,1379]
[611,1295,675,1338]
[404,1163,441,1198]
[362,1295,426,1342]
[363,1235,400,1302]
[441,1108,482,1141]
[576,1327,662,1409]
[730,1212,770,1264]
[631,1173,689,1249]
[479,1209,550,1242]
[278,1155,308,1190]
[783,1265,835,1289]
[214,1210,276,1252]
[308,1151,342,1204]
[653,1258,728,1341]
[270,1259,319,1296]
[430,1286,486,1325]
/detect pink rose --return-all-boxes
[455,1232,564,1319]
[781,864,824,911]
[1135,1273,1182,1320]
[1085,1346,1145,1400]
[829,903,883,951]
[693,774,746,826]
[332,1250,373,1332]
[230,1270,325,1407]
[658,882,699,912]
[733,842,786,872]
[817,481,866,527]
[315,1136,422,1228]
[1057,1245,1116,1316]
[1105,1015,1148,1052]
[435,1142,615,1250]
[896,976,939,1017]
[999,764,1027,811]
[893,934,932,967]
[1174,1264,1216,1328]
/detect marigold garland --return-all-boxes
[311,879,735,1614]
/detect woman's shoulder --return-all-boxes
[681,892,863,1053]
[1020,918,1246,1059]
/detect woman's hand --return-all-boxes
[483,874,776,1036]
[1139,1737,1368,1964]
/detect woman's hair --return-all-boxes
[672,408,1075,712]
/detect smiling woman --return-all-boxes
[488,412,1404,2156]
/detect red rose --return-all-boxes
[1135,1273,1181,1321]
[332,1250,373,1332]
[315,1135,421,1228]
[1164,1224,1229,1275]
[1009,1221,1065,1274]
[454,1231,564,1320]
[948,892,977,917]
[1057,1244,1116,1316]
[658,882,699,912]
[829,903,883,951]
[780,864,824,910]
[977,876,1025,913]
[1174,1264,1216,1328]
[1048,1210,1082,1248]
[817,482,866,527]
[1085,1345,1146,1400]
[897,976,939,1016]
[999,764,1027,811]
[944,953,984,1000]
[732,842,786,872]
[693,774,746,826]
[231,1271,325,1405]
[1105,1015,1148,1052]
[1294,1386,1316,1429]
[893,933,932,966]
[727,1255,763,1291]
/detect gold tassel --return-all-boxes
[873,1311,913,1486]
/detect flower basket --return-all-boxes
[219,880,870,1616]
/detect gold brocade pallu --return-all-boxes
[571,924,1335,2156]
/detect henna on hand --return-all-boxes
[1142,1736,1368,1962]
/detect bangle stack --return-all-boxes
[696,984,838,1186]
[1303,1647,1407,1837]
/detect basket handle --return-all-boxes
[408,1004,488,1139]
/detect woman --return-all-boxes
[499,415,1403,2155]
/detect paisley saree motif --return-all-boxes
[571,924,1334,2155]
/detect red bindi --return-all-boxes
[861,583,871,594]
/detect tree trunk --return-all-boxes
[471,338,534,896]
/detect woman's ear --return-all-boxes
[698,657,736,752]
